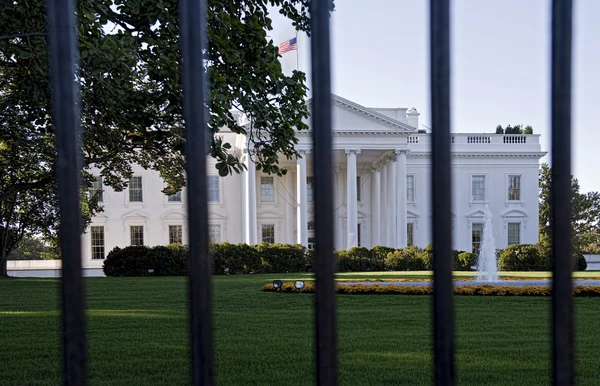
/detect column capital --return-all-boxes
[335,165,342,173]
[344,149,361,155]
[298,149,312,155]
[394,149,411,156]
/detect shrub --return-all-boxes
[385,246,425,271]
[369,246,394,271]
[456,252,477,271]
[166,243,189,275]
[103,245,153,276]
[257,243,306,273]
[574,252,587,271]
[262,282,600,297]
[498,244,542,271]
[338,247,372,272]
[420,243,462,270]
[146,245,184,276]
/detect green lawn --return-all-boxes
[1,273,600,385]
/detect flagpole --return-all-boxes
[296,30,299,71]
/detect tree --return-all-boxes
[7,236,48,260]
[538,163,600,256]
[524,125,533,134]
[495,125,504,134]
[505,125,514,134]
[0,0,335,276]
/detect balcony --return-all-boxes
[405,133,543,154]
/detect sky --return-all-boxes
[268,0,600,194]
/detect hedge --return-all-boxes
[262,282,600,297]
[102,242,589,276]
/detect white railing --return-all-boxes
[408,134,539,147]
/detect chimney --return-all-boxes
[406,107,420,128]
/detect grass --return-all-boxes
[1,272,600,385]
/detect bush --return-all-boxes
[256,243,306,273]
[103,245,153,277]
[262,282,600,297]
[456,252,477,271]
[338,247,373,272]
[385,246,425,271]
[498,244,543,271]
[210,242,260,274]
[574,252,587,271]
[420,243,462,270]
[369,246,394,271]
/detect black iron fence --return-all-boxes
[45,0,573,385]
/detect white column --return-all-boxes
[345,149,360,248]
[285,170,295,243]
[296,150,309,246]
[244,149,257,244]
[371,167,381,247]
[335,165,344,250]
[387,155,397,247]
[380,161,388,246]
[396,149,408,248]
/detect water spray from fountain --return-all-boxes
[476,204,499,282]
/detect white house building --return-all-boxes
[81,94,546,264]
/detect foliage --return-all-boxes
[456,252,477,271]
[0,0,335,275]
[420,243,462,270]
[523,125,533,134]
[495,125,504,134]
[256,243,306,274]
[6,236,47,260]
[385,246,425,271]
[262,281,600,297]
[369,246,394,271]
[498,244,544,271]
[538,163,600,255]
[102,246,153,277]
[337,247,373,272]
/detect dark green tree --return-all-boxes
[495,125,504,134]
[0,0,334,275]
[524,125,533,134]
[538,163,600,256]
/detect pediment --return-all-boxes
[502,209,528,218]
[407,210,420,218]
[161,210,187,220]
[257,210,282,219]
[466,209,485,218]
[304,94,415,133]
[341,210,368,219]
[122,211,148,220]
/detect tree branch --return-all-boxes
[0,32,48,40]
[0,175,54,203]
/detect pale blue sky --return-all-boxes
[271,0,600,193]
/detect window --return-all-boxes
[89,176,103,202]
[260,177,274,202]
[307,177,314,202]
[508,175,521,201]
[130,225,144,246]
[357,223,362,247]
[168,189,182,202]
[508,222,521,245]
[90,226,105,259]
[307,221,315,231]
[472,222,483,254]
[261,224,275,244]
[129,176,143,202]
[407,175,415,203]
[407,223,414,246]
[208,224,221,243]
[357,176,361,202]
[207,176,219,202]
[471,175,486,201]
[169,225,183,244]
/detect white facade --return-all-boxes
[81,95,546,263]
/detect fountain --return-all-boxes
[476,204,499,282]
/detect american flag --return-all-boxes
[279,37,297,54]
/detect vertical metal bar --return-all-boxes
[310,0,337,384]
[430,0,455,385]
[46,0,87,384]
[550,0,574,384]
[178,0,213,384]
